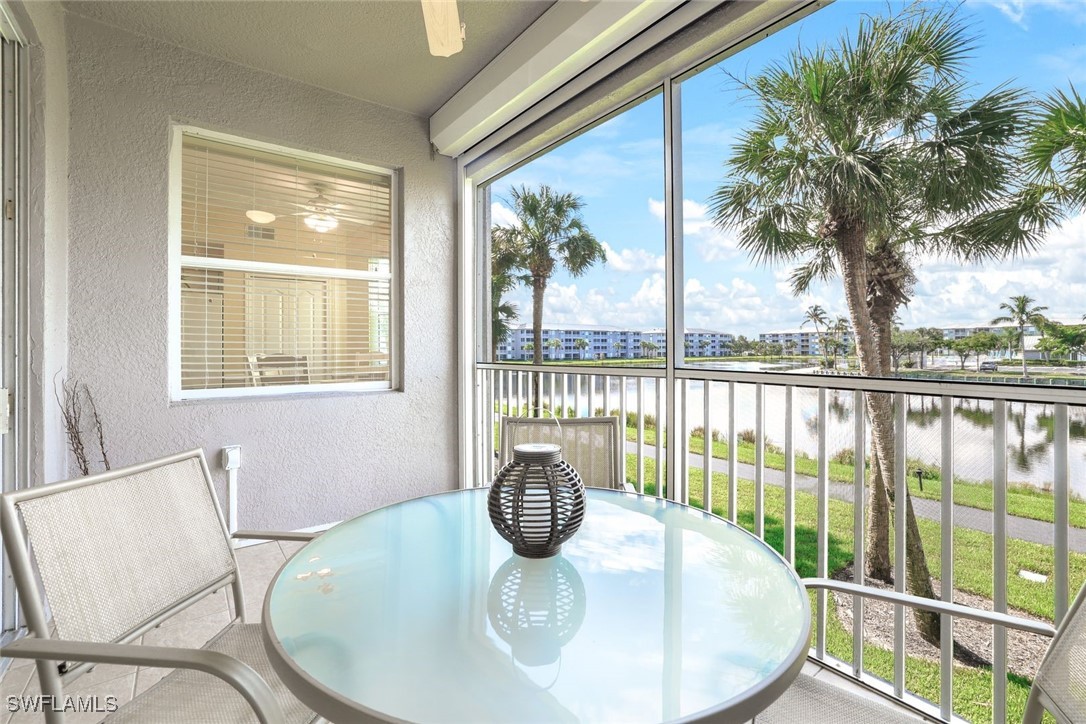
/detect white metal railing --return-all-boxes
[475,362,1081,724]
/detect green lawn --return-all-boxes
[626,426,1086,529]
[625,454,1083,723]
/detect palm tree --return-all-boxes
[639,340,658,358]
[992,295,1049,377]
[612,340,624,359]
[489,228,524,360]
[573,338,589,360]
[491,185,605,372]
[1026,85,1086,211]
[802,305,830,368]
[546,337,563,360]
[709,4,1051,644]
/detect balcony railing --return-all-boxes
[473,362,1083,724]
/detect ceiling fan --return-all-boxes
[285,183,373,234]
[421,0,465,57]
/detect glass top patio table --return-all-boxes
[262,488,811,723]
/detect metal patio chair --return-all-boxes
[755,578,1077,723]
[499,415,633,492]
[0,449,319,724]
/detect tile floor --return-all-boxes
[0,540,930,724]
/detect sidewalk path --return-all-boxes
[625,441,1086,553]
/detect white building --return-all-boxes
[496,324,733,361]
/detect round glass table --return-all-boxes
[263,488,811,723]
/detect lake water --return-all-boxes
[528,375,1086,497]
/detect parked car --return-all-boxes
[979,361,999,372]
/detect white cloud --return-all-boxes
[647,197,742,263]
[600,241,665,273]
[970,0,1086,27]
[490,202,518,228]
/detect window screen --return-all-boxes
[178,131,394,395]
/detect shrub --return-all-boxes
[831,447,855,466]
[690,426,723,442]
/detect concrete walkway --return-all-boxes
[626,441,1086,553]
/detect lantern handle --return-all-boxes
[529,406,562,435]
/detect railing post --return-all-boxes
[755,383,765,539]
[852,389,865,677]
[704,382,713,514]
[727,381,737,523]
[1054,403,1070,626]
[993,399,1008,724]
[637,377,646,494]
[894,392,906,698]
[816,387,828,659]
[940,394,954,721]
[784,385,795,564]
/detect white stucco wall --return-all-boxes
[64,15,458,529]
[12,0,69,487]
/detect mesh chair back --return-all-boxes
[500,416,623,489]
[250,355,310,386]
[10,452,237,645]
[1031,582,1086,722]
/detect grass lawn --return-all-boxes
[625,454,1083,723]
[626,426,1086,529]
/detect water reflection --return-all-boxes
[528,376,1086,494]
[487,556,586,669]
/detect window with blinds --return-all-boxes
[176,130,395,397]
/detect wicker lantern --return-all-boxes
[488,442,586,559]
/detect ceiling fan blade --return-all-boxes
[421,0,463,58]
[337,215,375,225]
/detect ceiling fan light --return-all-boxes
[421,0,464,57]
[245,209,277,224]
[305,213,338,233]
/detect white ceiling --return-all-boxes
[63,0,555,117]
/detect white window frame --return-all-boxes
[168,125,401,401]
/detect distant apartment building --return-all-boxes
[941,324,1040,341]
[496,324,733,361]
[759,329,853,356]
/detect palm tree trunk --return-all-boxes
[531,278,545,414]
[1020,327,1028,378]
[837,221,940,645]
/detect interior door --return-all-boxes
[245,275,329,382]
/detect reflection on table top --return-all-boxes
[264,488,810,723]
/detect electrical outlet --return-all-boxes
[222,445,242,470]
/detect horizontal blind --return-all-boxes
[180,132,393,392]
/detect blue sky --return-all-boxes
[489,0,1086,340]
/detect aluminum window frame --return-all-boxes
[167,124,403,402]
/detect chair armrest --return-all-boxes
[232,529,319,542]
[802,578,1056,637]
[1,637,286,724]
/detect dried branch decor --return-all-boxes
[54,375,110,475]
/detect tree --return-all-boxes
[612,340,625,359]
[709,4,1052,643]
[991,295,1049,378]
[489,228,524,360]
[802,305,829,367]
[949,338,973,370]
[970,331,1002,371]
[1026,85,1086,211]
[546,338,563,360]
[890,329,921,372]
[639,340,659,358]
[1037,320,1086,362]
[573,338,590,360]
[916,327,945,369]
[492,185,605,387]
